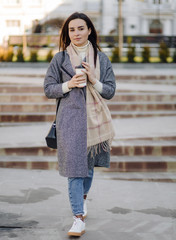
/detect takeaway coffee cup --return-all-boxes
[75,67,87,87]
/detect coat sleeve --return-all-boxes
[99,52,116,100]
[44,52,65,99]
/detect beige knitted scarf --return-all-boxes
[67,42,115,157]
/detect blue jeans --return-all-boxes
[68,169,94,216]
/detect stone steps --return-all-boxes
[112,93,176,102]
[0,88,176,103]
[1,102,175,112]
[0,75,175,172]
[0,140,175,157]
[111,140,176,156]
[0,85,43,93]
[1,110,176,122]
[117,79,176,85]
[0,112,54,122]
[0,93,49,102]
[111,110,176,118]
[108,102,176,111]
[1,92,176,102]
[96,170,176,182]
[0,82,175,122]
[0,154,176,172]
[107,156,176,173]
[0,156,57,170]
[0,103,55,112]
[0,92,176,103]
[0,83,175,93]
[1,72,176,80]
[116,75,176,81]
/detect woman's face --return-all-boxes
[68,18,91,47]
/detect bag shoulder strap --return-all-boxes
[56,51,65,114]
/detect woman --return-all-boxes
[44,12,116,237]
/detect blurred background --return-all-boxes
[0,0,176,63]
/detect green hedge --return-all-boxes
[159,42,170,63]
[0,45,175,63]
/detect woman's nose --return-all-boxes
[74,30,79,35]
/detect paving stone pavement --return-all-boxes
[0,168,176,240]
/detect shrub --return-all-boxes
[46,49,53,62]
[0,47,4,61]
[16,48,24,62]
[29,50,38,62]
[127,36,132,45]
[0,46,14,62]
[127,45,136,63]
[172,49,176,63]
[142,46,150,63]
[6,47,14,62]
[111,47,120,63]
[159,41,169,63]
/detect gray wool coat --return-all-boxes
[44,50,116,178]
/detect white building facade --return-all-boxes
[0,0,176,46]
[100,0,176,36]
[0,0,61,45]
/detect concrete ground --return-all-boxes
[0,168,176,240]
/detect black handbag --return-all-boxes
[45,100,59,149]
[45,120,57,149]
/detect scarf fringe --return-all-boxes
[87,139,112,159]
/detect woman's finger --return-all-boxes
[82,62,90,70]
[82,61,89,66]
[76,75,86,81]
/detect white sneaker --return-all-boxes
[68,217,85,237]
[83,200,87,219]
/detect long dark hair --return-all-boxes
[59,12,101,66]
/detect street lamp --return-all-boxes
[23,25,27,57]
[118,0,123,60]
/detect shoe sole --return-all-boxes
[68,230,85,237]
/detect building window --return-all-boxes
[3,0,21,5]
[6,20,21,27]
[149,20,163,34]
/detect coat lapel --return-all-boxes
[60,52,75,80]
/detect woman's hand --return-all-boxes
[68,73,86,89]
[82,62,96,85]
